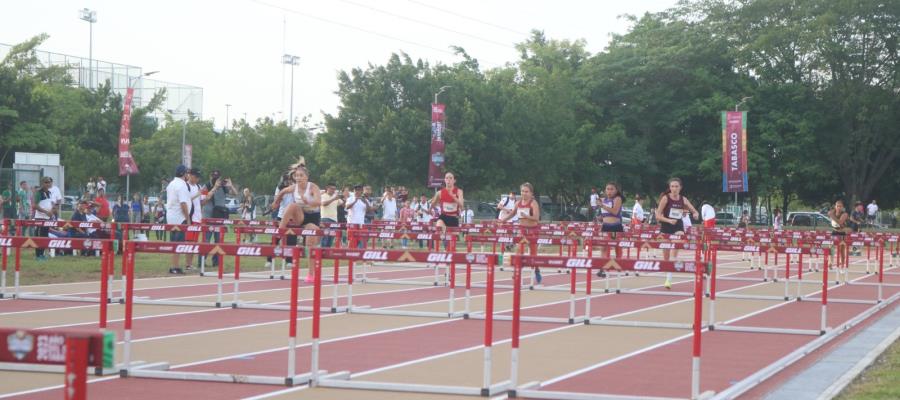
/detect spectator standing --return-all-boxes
[337,186,349,225]
[631,194,645,228]
[319,184,342,247]
[737,210,750,228]
[773,208,783,230]
[165,165,192,274]
[240,188,255,221]
[33,177,54,260]
[130,193,143,223]
[463,205,474,224]
[92,188,111,222]
[381,188,398,221]
[1,183,15,220]
[497,192,516,222]
[17,181,32,221]
[112,195,130,224]
[97,176,107,193]
[86,178,96,198]
[153,202,166,240]
[141,196,152,223]
[398,201,414,248]
[207,170,237,219]
[204,170,237,269]
[866,200,878,227]
[701,202,716,229]
[47,177,62,220]
[589,188,600,220]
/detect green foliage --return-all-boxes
[2,0,898,212]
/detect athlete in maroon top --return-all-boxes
[430,172,464,229]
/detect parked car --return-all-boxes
[715,212,736,226]
[225,197,240,214]
[787,211,832,228]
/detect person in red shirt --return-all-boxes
[429,172,465,231]
[92,188,111,222]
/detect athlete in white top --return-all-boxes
[272,163,322,281]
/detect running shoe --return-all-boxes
[664,278,672,290]
[534,269,542,284]
[596,270,606,278]
[264,261,272,269]
[169,267,185,275]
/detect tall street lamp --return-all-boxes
[434,85,451,104]
[282,54,300,128]
[79,8,97,89]
[224,104,232,133]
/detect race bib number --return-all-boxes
[517,208,529,218]
[442,202,458,213]
[668,208,683,219]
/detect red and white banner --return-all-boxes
[118,87,140,176]
[427,103,446,188]
[721,111,747,192]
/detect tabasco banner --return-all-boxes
[428,103,446,188]
[118,87,140,176]
[721,111,748,192]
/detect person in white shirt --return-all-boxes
[589,188,600,221]
[497,192,517,222]
[47,178,63,220]
[165,165,193,274]
[701,202,716,229]
[381,188,398,221]
[773,208,783,230]
[866,200,878,226]
[462,206,474,224]
[185,168,207,272]
[345,185,372,248]
[631,194,645,227]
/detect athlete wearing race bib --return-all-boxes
[431,172,464,229]
[655,177,699,289]
[500,183,542,283]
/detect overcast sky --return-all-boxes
[2,0,677,130]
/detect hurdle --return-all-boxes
[707,245,830,337]
[0,327,116,399]
[315,249,512,396]
[121,244,325,386]
[581,238,701,298]
[0,236,115,304]
[508,250,709,399]
[349,230,457,287]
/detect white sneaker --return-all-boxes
[264,261,272,269]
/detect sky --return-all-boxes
[1,0,678,130]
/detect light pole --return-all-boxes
[434,85,451,104]
[124,71,159,201]
[224,104,231,133]
[79,8,97,89]
[282,54,300,128]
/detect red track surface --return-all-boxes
[4,257,897,400]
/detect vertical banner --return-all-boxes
[118,87,140,176]
[183,144,193,169]
[721,111,748,192]
[427,103,446,188]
